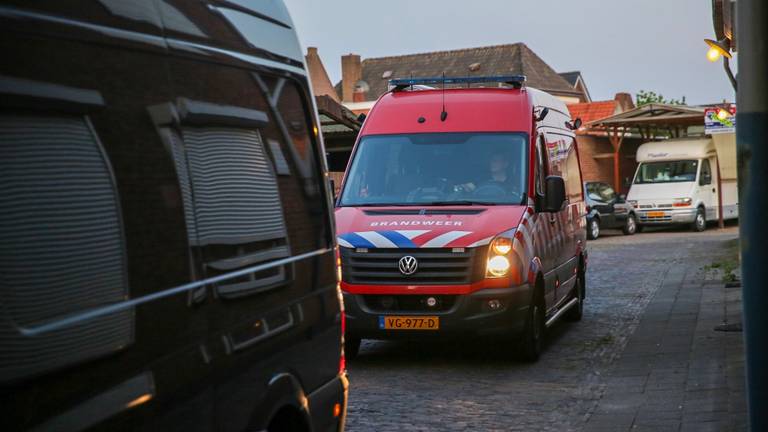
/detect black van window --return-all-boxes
[0,115,131,382]
[181,127,287,246]
[162,115,291,299]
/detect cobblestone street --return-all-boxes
[345,226,743,431]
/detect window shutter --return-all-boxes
[0,115,131,382]
[182,127,287,245]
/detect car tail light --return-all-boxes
[586,205,591,212]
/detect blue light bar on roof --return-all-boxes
[388,75,527,90]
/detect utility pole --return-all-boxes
[736,0,768,430]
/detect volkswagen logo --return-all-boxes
[398,255,418,275]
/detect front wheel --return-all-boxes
[692,208,706,232]
[587,218,600,240]
[518,294,545,362]
[622,214,637,235]
[565,271,585,322]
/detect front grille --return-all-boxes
[362,294,457,312]
[639,214,672,222]
[340,247,486,285]
[639,203,673,209]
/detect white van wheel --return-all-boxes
[692,208,706,232]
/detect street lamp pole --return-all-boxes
[736,0,768,430]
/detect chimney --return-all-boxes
[614,92,635,112]
[341,53,362,103]
[305,47,340,102]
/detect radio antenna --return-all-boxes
[441,72,448,121]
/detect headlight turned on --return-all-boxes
[487,255,511,277]
[673,197,693,207]
[486,232,515,278]
[491,236,512,255]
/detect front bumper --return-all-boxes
[637,208,697,225]
[307,373,348,432]
[343,284,532,339]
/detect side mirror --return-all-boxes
[565,118,583,130]
[616,194,627,204]
[541,176,566,212]
[537,107,549,122]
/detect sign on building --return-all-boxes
[704,105,737,134]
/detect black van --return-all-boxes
[0,1,346,431]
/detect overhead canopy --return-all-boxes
[587,103,706,138]
[316,94,361,145]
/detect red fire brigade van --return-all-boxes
[335,76,587,361]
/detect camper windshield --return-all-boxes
[339,133,528,206]
[634,160,699,184]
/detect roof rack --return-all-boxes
[388,75,526,91]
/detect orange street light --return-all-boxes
[704,38,732,61]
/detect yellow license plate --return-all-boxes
[379,316,439,330]
[647,211,666,217]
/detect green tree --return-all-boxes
[636,90,687,106]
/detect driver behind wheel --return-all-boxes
[456,152,515,194]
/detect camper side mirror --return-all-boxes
[700,173,712,186]
[616,194,627,204]
[541,176,566,212]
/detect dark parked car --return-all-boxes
[584,182,638,240]
[0,1,346,431]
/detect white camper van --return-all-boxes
[627,138,738,231]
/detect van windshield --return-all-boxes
[339,133,528,206]
[634,160,699,184]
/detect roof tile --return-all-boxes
[336,43,581,101]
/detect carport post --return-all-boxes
[716,158,724,229]
[736,0,768,430]
[609,126,625,193]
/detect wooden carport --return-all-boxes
[587,104,706,193]
[315,95,361,194]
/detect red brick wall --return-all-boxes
[576,135,614,184]
[575,135,643,194]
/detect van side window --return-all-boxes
[536,135,547,195]
[0,115,131,382]
[161,109,291,299]
[565,143,583,201]
[700,159,712,185]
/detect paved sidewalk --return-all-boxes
[584,241,746,432]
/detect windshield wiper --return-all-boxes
[340,203,416,207]
[421,200,500,206]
